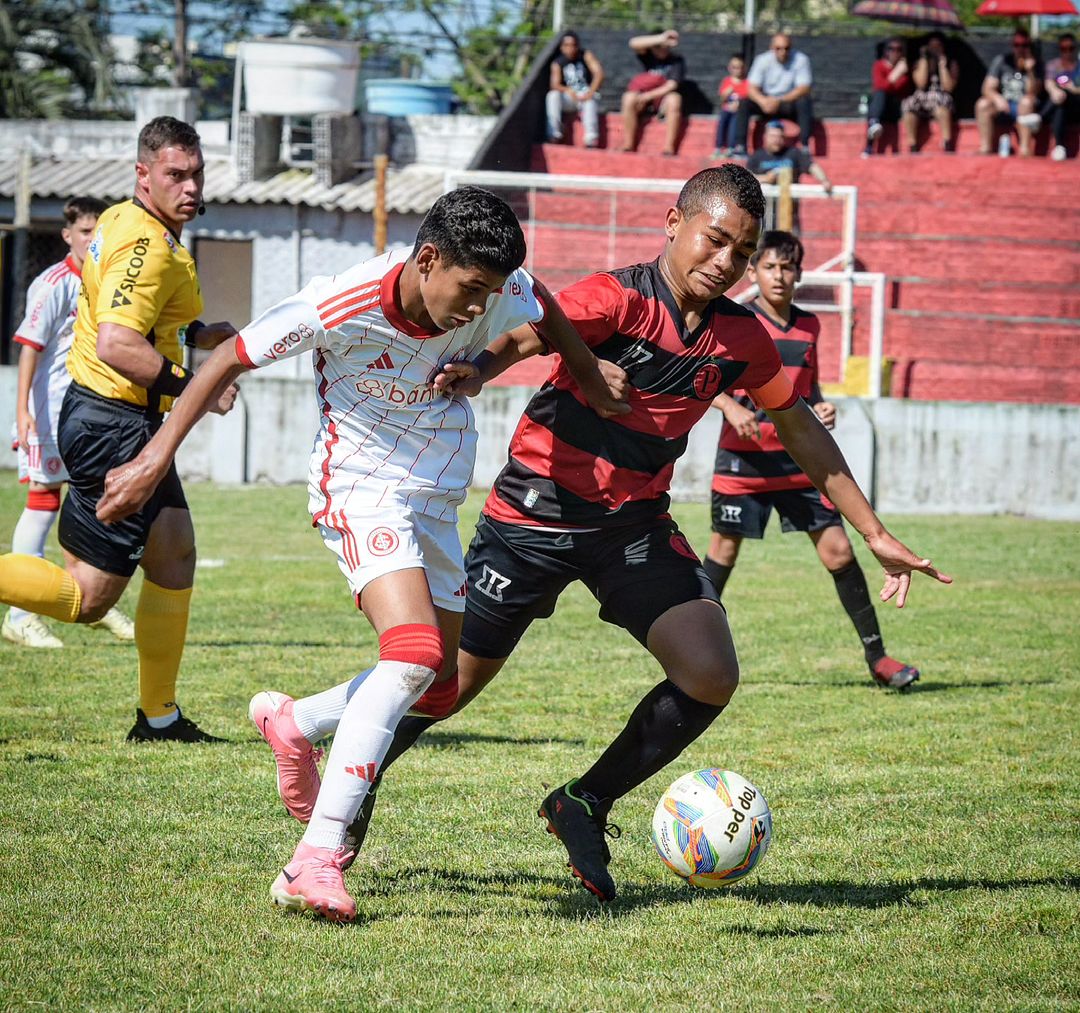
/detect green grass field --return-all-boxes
[1,476,1077,1010]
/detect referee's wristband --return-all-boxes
[181,319,205,348]
[148,357,194,399]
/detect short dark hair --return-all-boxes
[751,229,804,268]
[413,186,527,277]
[676,165,766,223]
[1059,32,1076,44]
[560,31,580,46]
[137,116,201,164]
[63,195,107,225]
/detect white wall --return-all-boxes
[2,365,1077,520]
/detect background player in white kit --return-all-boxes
[96,186,629,922]
[4,197,134,649]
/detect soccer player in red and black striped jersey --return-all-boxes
[706,231,920,691]
[348,166,951,903]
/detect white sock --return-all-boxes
[146,711,180,729]
[9,506,58,624]
[302,658,434,851]
[292,666,373,742]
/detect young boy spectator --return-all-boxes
[747,121,831,232]
[706,230,920,691]
[865,38,911,156]
[4,196,135,650]
[901,32,958,153]
[976,29,1044,157]
[546,30,605,148]
[1043,32,1079,162]
[712,53,749,159]
[621,29,686,156]
[733,33,814,155]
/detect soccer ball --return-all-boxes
[651,768,772,888]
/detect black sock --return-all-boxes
[704,558,733,599]
[573,680,725,812]
[381,713,437,775]
[830,560,886,666]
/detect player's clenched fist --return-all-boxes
[211,382,240,415]
[97,451,166,524]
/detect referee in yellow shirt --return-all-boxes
[0,116,238,741]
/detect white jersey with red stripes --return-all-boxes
[13,255,81,441]
[235,248,544,524]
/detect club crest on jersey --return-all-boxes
[163,230,177,253]
[692,363,724,400]
[88,227,103,263]
[367,527,399,556]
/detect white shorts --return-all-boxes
[14,433,68,485]
[318,506,468,613]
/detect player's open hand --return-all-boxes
[432,361,483,398]
[865,529,952,608]
[16,411,35,452]
[210,383,240,416]
[97,452,165,524]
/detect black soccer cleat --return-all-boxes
[871,657,921,691]
[538,781,620,902]
[340,773,382,871]
[126,707,226,743]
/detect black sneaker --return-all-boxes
[126,707,226,743]
[340,773,382,871]
[538,781,620,902]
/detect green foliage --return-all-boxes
[1,479,1078,1008]
[0,0,119,118]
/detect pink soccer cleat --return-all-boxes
[249,691,323,822]
[270,841,357,922]
[871,657,921,691]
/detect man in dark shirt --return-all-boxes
[620,29,686,155]
[342,166,951,905]
[976,29,1045,156]
[546,30,605,147]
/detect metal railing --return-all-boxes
[443,169,883,395]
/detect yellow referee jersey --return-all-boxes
[69,199,203,410]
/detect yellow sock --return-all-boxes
[135,579,192,719]
[0,553,81,623]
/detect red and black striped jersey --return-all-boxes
[485,259,797,528]
[713,303,821,494]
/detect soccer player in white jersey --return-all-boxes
[96,185,629,922]
[4,197,135,649]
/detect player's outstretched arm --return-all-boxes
[768,398,952,607]
[97,337,249,524]
[531,277,630,417]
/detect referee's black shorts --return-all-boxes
[57,382,188,577]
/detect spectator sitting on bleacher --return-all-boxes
[976,29,1044,157]
[732,33,814,156]
[546,31,605,148]
[747,121,832,233]
[1043,32,1079,162]
[712,53,749,159]
[900,32,958,154]
[864,37,912,157]
[621,29,686,156]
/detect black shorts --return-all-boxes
[460,513,720,658]
[57,383,188,577]
[711,486,842,540]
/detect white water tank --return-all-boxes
[240,37,360,116]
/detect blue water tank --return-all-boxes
[364,79,454,116]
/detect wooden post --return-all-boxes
[777,166,794,232]
[373,153,389,255]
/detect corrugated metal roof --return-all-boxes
[0,157,446,214]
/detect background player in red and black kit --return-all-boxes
[345,165,950,902]
[706,231,920,690]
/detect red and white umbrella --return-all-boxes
[976,0,1077,13]
[853,0,964,28]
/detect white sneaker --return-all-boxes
[1052,144,1067,162]
[867,122,883,141]
[2,612,63,649]
[90,607,135,641]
